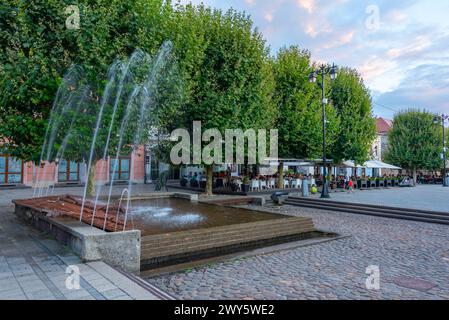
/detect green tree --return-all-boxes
[329,68,376,166]
[0,0,172,161]
[158,5,277,196]
[385,109,442,182]
[273,46,339,187]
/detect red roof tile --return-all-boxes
[376,117,392,134]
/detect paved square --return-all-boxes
[147,187,449,300]
[0,186,164,300]
[320,185,449,212]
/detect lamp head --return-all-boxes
[330,64,337,80]
[309,71,317,83]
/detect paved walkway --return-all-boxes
[317,185,449,212]
[0,185,170,300]
[3,185,449,300]
[148,187,449,300]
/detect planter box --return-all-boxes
[369,181,376,188]
[378,180,385,187]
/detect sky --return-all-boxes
[177,0,449,119]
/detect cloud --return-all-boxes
[296,0,315,13]
[264,13,274,22]
[375,64,449,117]
[176,0,449,117]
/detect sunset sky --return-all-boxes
[178,0,449,119]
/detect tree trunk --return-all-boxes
[87,163,96,197]
[277,162,284,189]
[205,165,213,197]
[412,168,417,187]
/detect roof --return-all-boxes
[376,118,392,134]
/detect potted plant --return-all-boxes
[241,176,250,193]
[360,178,367,189]
[393,177,400,187]
[369,178,376,188]
[378,178,385,187]
[375,177,381,188]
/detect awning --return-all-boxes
[342,161,363,168]
[364,160,402,170]
[341,160,401,170]
[263,161,314,167]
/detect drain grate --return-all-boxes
[392,276,437,292]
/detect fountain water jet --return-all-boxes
[33,66,85,198]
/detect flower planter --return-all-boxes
[378,180,385,187]
[393,179,399,187]
[241,184,250,193]
[369,180,376,188]
[360,180,367,189]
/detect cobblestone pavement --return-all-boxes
[0,186,167,300]
[148,201,449,300]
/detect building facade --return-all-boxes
[0,146,146,188]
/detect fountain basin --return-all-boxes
[13,193,317,273]
[13,200,141,274]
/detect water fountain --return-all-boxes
[14,42,321,273]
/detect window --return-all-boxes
[110,157,130,181]
[0,155,23,184]
[58,160,80,182]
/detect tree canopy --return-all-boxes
[0,0,380,195]
[385,109,443,177]
[273,46,339,161]
[0,0,173,161]
[329,68,376,165]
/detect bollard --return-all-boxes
[302,179,309,197]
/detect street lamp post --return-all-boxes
[434,114,448,187]
[309,64,338,199]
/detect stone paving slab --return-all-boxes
[316,185,449,212]
[0,187,171,300]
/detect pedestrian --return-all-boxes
[348,179,354,193]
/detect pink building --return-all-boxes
[0,146,146,187]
